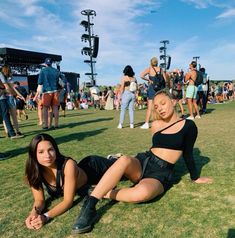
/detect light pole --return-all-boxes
[193,56,200,69]
[159,40,171,72]
[81,9,99,86]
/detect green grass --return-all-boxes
[0,102,235,238]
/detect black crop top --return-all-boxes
[152,119,199,180]
[42,157,68,198]
[124,81,130,87]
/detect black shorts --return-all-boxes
[60,102,66,110]
[135,151,174,191]
[16,98,25,110]
[78,155,115,185]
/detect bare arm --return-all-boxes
[33,91,39,101]
[45,160,78,218]
[185,71,197,84]
[120,77,126,93]
[25,187,45,229]
[3,82,16,96]
[151,120,162,135]
[140,67,151,82]
[12,86,25,101]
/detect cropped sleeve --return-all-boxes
[37,69,44,85]
[183,120,199,180]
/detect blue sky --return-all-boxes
[0,0,235,86]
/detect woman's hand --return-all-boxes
[25,214,39,229]
[193,177,213,184]
[28,215,47,230]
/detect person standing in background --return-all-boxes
[185,61,201,120]
[37,58,60,130]
[0,65,24,139]
[117,65,137,129]
[140,57,166,129]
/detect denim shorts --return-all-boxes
[186,85,198,99]
[135,151,175,191]
[7,96,16,108]
[147,85,156,100]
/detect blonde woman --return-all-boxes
[114,84,122,111]
[140,57,166,129]
[72,89,212,234]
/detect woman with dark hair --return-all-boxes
[24,133,116,230]
[73,89,212,234]
[117,65,137,129]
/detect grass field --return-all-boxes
[0,102,235,238]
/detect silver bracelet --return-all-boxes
[43,213,50,223]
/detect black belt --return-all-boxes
[149,151,174,169]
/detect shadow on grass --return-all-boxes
[96,200,118,223]
[2,128,108,158]
[227,229,235,238]
[173,147,210,185]
[55,128,108,145]
[204,108,215,114]
[56,117,114,129]
[62,112,92,118]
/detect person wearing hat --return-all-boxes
[37,58,61,129]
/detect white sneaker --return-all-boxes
[140,123,149,129]
[195,115,201,119]
[107,153,123,160]
[117,124,122,129]
[187,116,195,120]
[130,124,134,129]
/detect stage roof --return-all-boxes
[0,47,62,74]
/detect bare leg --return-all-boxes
[144,99,153,123]
[193,99,200,116]
[187,98,193,117]
[104,178,164,203]
[37,105,43,125]
[48,108,53,128]
[178,100,184,116]
[91,156,142,199]
[53,105,59,127]
[43,106,49,127]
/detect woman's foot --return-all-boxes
[117,124,122,129]
[72,196,97,234]
[140,122,149,129]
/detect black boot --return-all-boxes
[72,196,98,234]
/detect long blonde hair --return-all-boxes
[150,57,158,67]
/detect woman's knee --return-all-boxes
[128,188,154,203]
[118,156,133,168]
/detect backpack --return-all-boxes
[129,80,137,92]
[109,90,114,98]
[152,67,165,92]
[195,70,203,86]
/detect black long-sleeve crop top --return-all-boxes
[151,119,199,180]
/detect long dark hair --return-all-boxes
[123,65,135,77]
[25,133,65,189]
